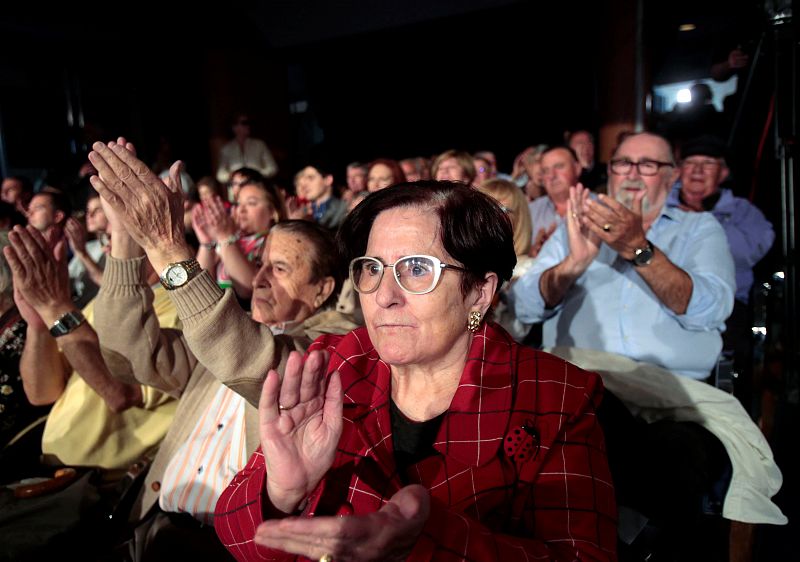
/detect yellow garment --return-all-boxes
[42,286,180,470]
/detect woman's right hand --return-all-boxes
[191,204,214,245]
[259,350,343,514]
[204,196,237,239]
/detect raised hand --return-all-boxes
[64,217,88,255]
[203,196,237,239]
[88,141,189,269]
[191,204,214,245]
[530,223,557,258]
[285,196,311,221]
[259,350,343,515]
[3,225,72,325]
[565,184,600,272]
[582,190,648,261]
[255,484,430,562]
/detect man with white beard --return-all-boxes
[511,132,735,380]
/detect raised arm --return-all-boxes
[5,225,141,412]
[583,192,692,314]
[17,289,70,405]
[89,141,308,406]
[65,217,105,287]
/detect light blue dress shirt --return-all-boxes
[511,206,736,380]
[528,196,563,242]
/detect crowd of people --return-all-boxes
[0,117,785,562]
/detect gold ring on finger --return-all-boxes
[602,223,612,232]
[319,555,333,562]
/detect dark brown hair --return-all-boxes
[338,180,516,296]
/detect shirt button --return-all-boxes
[151,481,161,492]
[217,423,224,431]
[197,466,203,474]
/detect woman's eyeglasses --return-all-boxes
[349,255,465,295]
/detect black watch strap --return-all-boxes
[630,240,655,267]
[49,310,86,338]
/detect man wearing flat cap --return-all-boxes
[670,135,774,306]
[669,135,774,402]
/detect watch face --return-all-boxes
[166,265,189,286]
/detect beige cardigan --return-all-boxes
[95,256,358,520]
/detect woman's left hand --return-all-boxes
[260,350,343,515]
[255,484,431,562]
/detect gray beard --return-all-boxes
[614,179,652,216]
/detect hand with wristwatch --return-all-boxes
[87,141,203,291]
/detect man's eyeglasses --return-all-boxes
[610,158,674,176]
[349,255,466,295]
[680,158,722,172]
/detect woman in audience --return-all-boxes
[473,154,494,185]
[431,149,476,184]
[475,178,535,341]
[194,177,285,300]
[365,158,406,192]
[213,181,616,562]
[512,145,548,201]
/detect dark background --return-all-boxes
[1,0,771,185]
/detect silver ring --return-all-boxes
[602,223,612,232]
[278,404,290,411]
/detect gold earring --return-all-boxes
[467,310,482,333]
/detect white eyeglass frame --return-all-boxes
[349,254,466,295]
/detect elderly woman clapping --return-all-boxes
[213,182,617,562]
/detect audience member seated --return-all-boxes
[66,190,108,309]
[0,232,51,483]
[431,149,476,184]
[197,175,228,204]
[472,154,494,185]
[474,149,510,180]
[26,187,69,243]
[511,132,763,557]
[294,162,347,230]
[86,141,358,559]
[528,146,582,257]
[216,113,278,183]
[4,223,179,473]
[1,175,34,215]
[668,135,775,407]
[516,144,548,201]
[475,178,534,341]
[399,156,428,182]
[568,130,607,192]
[514,132,735,379]
[194,176,284,301]
[366,158,407,192]
[342,161,367,205]
[213,181,616,562]
[226,166,264,205]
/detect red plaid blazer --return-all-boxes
[215,322,617,561]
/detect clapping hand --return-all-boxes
[255,484,430,562]
[3,225,72,326]
[203,196,237,240]
[88,141,190,269]
[259,350,343,515]
[582,189,648,261]
[564,184,601,273]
